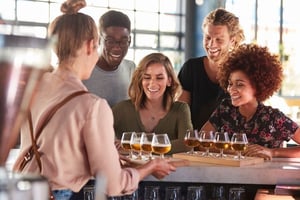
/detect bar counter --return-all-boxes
[140,157,300,199]
[7,149,300,199]
[143,157,300,185]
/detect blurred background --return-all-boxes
[1,0,299,123]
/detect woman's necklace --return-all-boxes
[140,108,166,123]
[147,110,160,121]
[140,109,161,133]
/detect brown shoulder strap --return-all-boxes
[28,111,42,171]
[28,90,89,172]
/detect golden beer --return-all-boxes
[184,138,201,147]
[215,142,230,150]
[152,145,171,154]
[121,142,131,151]
[131,143,141,151]
[231,143,248,151]
[200,141,214,148]
[141,143,153,152]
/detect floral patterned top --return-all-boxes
[209,98,298,148]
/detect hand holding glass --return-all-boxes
[152,134,171,159]
[231,133,248,160]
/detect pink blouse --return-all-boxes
[13,68,139,196]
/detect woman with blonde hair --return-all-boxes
[113,52,193,154]
[13,1,179,199]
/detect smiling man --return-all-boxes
[83,10,135,107]
[177,8,245,130]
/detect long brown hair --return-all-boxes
[129,53,182,111]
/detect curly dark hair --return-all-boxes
[99,10,131,34]
[218,43,283,102]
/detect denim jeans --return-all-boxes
[52,189,89,200]
[52,180,96,200]
[52,189,73,200]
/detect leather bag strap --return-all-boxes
[19,90,89,172]
[28,111,42,171]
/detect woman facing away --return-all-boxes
[201,43,300,160]
[112,52,193,154]
[12,1,180,199]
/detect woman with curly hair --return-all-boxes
[112,52,193,154]
[201,43,300,160]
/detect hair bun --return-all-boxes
[61,0,86,14]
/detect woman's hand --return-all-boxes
[244,144,272,160]
[114,139,122,150]
[148,158,177,179]
[149,158,189,179]
[134,157,188,180]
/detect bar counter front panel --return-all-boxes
[144,158,300,185]
[140,158,300,199]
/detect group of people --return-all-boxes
[12,0,300,199]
